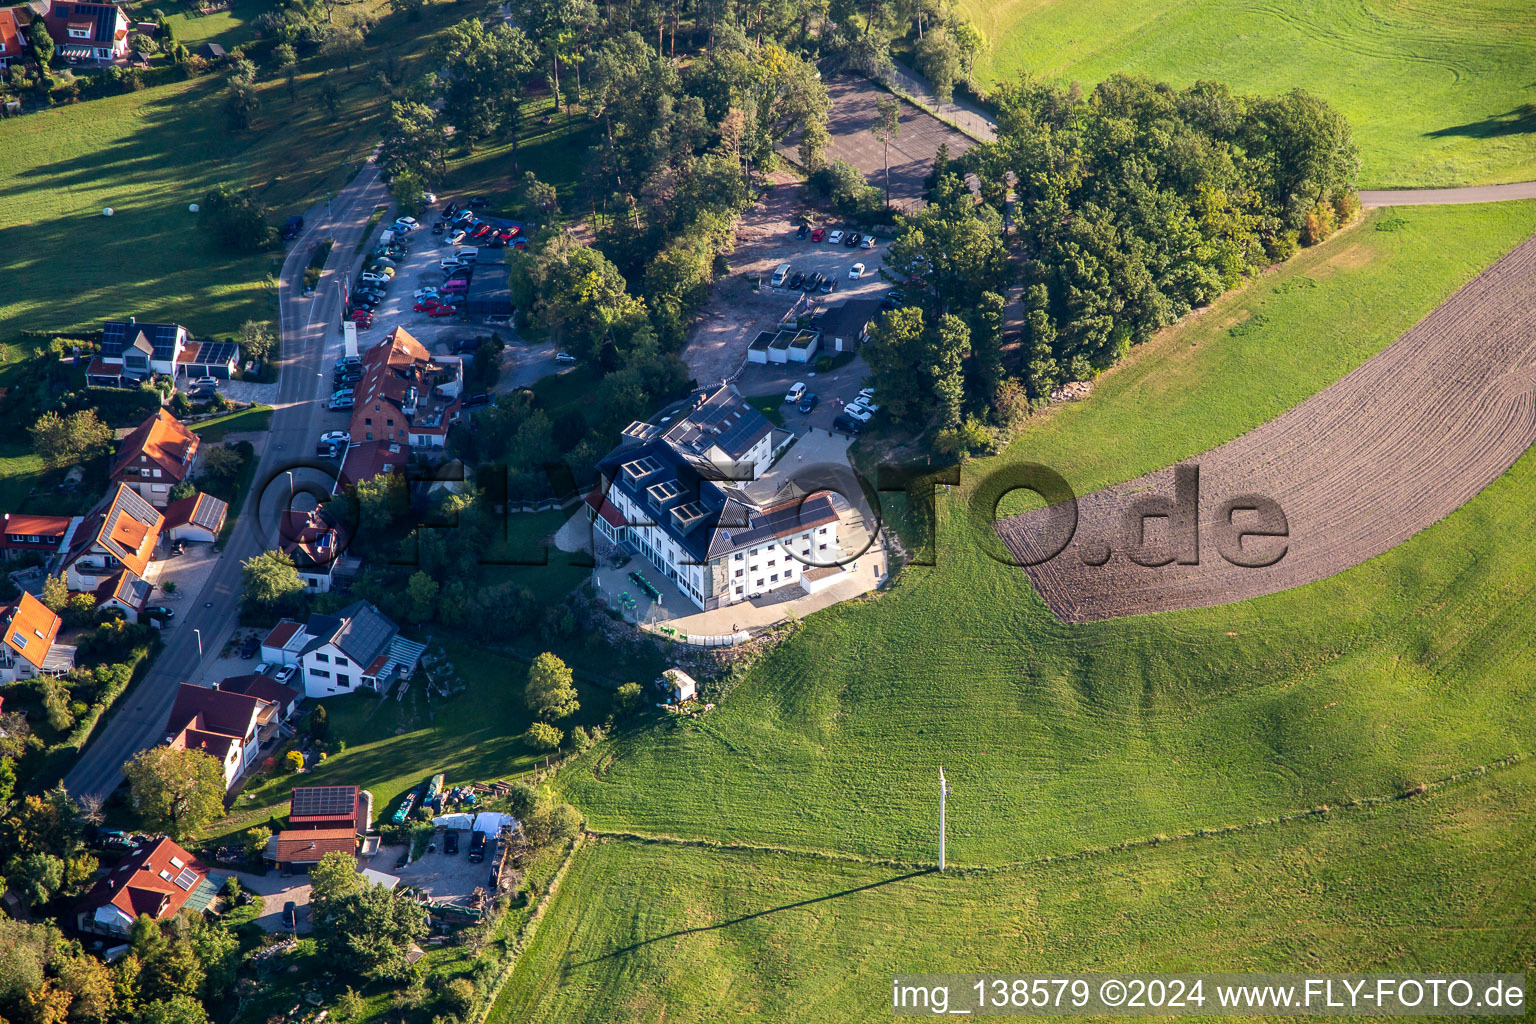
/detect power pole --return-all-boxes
[939,766,951,870]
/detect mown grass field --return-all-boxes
[954,0,1536,188]
[495,758,1536,1022]
[552,202,1536,864]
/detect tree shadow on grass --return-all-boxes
[1426,104,1536,140]
[570,867,937,966]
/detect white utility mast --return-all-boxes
[939,766,952,870]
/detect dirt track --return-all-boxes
[1360,181,1536,207]
[998,232,1536,623]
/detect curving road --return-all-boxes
[63,158,391,802]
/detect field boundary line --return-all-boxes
[584,752,1528,874]
[473,832,586,1024]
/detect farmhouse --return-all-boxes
[163,490,228,544]
[339,327,462,486]
[43,0,129,64]
[57,483,163,592]
[279,506,349,591]
[162,681,276,788]
[587,384,838,611]
[74,837,217,938]
[259,600,425,698]
[0,591,75,682]
[110,409,199,507]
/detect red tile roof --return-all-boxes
[75,837,207,930]
[262,620,304,649]
[3,592,60,669]
[0,10,23,59]
[111,409,199,485]
[273,828,357,863]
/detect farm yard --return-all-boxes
[953,0,1536,188]
[1003,229,1536,620]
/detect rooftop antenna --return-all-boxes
[939,766,952,871]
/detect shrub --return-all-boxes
[284,750,304,772]
[524,722,562,751]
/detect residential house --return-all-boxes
[110,409,199,507]
[339,327,462,487]
[279,507,349,591]
[43,0,128,63]
[587,384,838,611]
[164,491,228,544]
[0,7,25,67]
[74,836,218,937]
[0,513,77,561]
[87,318,189,386]
[217,672,301,722]
[288,784,369,833]
[259,600,424,698]
[58,483,163,594]
[0,591,75,682]
[93,568,151,622]
[163,682,272,788]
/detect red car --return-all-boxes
[428,304,458,318]
[470,223,494,238]
[412,299,440,312]
[512,239,528,250]
[351,311,373,327]
[498,226,520,241]
[810,227,826,242]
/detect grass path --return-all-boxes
[955,0,1536,188]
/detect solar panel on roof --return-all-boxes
[173,867,198,890]
[291,785,356,818]
[193,342,237,367]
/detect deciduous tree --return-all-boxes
[123,746,226,839]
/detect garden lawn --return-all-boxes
[495,758,1536,1023]
[554,201,1536,865]
[190,404,274,441]
[955,0,1536,188]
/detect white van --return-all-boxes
[771,263,791,287]
[454,247,479,263]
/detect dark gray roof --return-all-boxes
[189,341,238,369]
[303,600,396,666]
[662,385,772,461]
[102,320,183,361]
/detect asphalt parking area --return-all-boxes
[388,833,494,907]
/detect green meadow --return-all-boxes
[954,0,1536,188]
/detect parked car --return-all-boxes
[450,230,468,244]
[468,831,487,862]
[849,262,865,280]
[329,396,354,410]
[413,287,440,300]
[855,396,881,413]
[432,222,446,235]
[413,299,440,312]
[798,393,819,413]
[275,666,297,684]
[281,215,304,241]
[881,291,903,310]
[463,392,489,408]
[144,605,174,620]
[351,311,374,327]
[351,300,377,313]
[843,403,873,423]
[828,230,844,245]
[331,388,355,403]
[445,830,460,855]
[861,235,876,249]
[811,227,826,242]
[189,376,220,391]
[555,351,578,364]
[282,902,297,929]
[819,277,837,294]
[369,265,396,278]
[428,304,458,317]
[784,381,807,403]
[471,223,495,238]
[453,248,479,262]
[359,272,389,287]
[439,258,465,272]
[802,272,822,292]
[845,231,862,247]
[796,223,809,239]
[833,413,864,434]
[468,197,490,208]
[857,388,876,404]
[394,216,419,229]
[788,271,805,289]
[239,636,259,659]
[321,430,350,445]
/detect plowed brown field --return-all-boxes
[998,233,1536,623]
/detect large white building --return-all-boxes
[260,600,425,699]
[587,385,840,612]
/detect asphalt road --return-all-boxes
[63,158,392,803]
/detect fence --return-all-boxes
[643,622,752,648]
